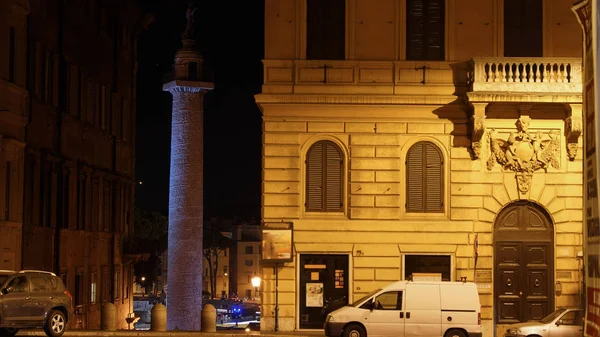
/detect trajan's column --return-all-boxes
[163,2,213,331]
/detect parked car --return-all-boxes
[503,308,584,337]
[0,270,72,337]
[324,280,482,337]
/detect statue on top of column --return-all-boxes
[182,2,197,40]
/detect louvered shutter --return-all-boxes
[425,0,444,60]
[407,0,445,60]
[503,0,542,57]
[325,142,343,211]
[406,143,424,212]
[406,0,425,60]
[306,143,324,211]
[307,0,345,60]
[425,143,443,212]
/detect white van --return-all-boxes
[324,280,482,337]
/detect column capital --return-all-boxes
[163,80,214,94]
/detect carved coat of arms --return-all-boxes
[486,116,561,194]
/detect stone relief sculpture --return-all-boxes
[487,116,561,194]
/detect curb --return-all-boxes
[16,330,326,337]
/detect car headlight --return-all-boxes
[326,314,334,323]
[507,328,521,335]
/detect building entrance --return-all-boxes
[298,254,348,329]
[494,201,554,323]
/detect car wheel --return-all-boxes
[445,329,467,337]
[0,328,19,337]
[343,324,366,337]
[44,310,66,337]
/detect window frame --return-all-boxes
[305,140,345,214]
[402,253,454,281]
[90,271,97,305]
[405,141,444,214]
[405,0,446,61]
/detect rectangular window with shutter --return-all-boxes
[114,269,120,300]
[4,161,10,221]
[306,140,344,212]
[45,52,53,104]
[306,0,345,60]
[406,142,443,213]
[406,0,445,60]
[69,65,79,117]
[504,0,542,57]
[8,27,15,83]
[99,85,106,129]
[35,43,45,99]
[62,168,70,229]
[24,154,35,228]
[42,163,52,227]
[78,174,87,230]
[75,272,84,306]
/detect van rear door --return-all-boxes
[440,283,481,333]
[404,283,442,337]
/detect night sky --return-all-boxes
[134,0,264,219]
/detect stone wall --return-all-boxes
[259,105,584,334]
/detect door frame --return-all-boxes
[295,252,352,330]
[493,200,554,324]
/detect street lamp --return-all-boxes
[141,277,146,297]
[251,275,261,301]
[222,272,228,299]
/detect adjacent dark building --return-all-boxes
[0,0,148,329]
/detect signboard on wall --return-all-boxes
[261,222,293,262]
[573,1,600,336]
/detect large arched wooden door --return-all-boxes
[494,201,554,323]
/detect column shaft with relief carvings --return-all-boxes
[164,83,212,331]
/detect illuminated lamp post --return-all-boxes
[251,275,261,301]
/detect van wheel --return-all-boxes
[44,310,66,337]
[0,328,19,337]
[446,329,467,337]
[343,324,366,337]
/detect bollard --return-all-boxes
[201,304,216,332]
[101,302,116,331]
[151,303,167,331]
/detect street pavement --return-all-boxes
[16,329,326,337]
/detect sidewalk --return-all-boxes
[17,329,326,337]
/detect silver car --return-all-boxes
[504,308,583,337]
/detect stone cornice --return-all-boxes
[162,80,214,93]
[467,91,582,103]
[255,93,464,105]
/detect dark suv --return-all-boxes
[0,270,72,337]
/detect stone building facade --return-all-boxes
[255,0,584,335]
[0,0,146,329]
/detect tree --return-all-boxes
[203,218,233,298]
[132,208,168,292]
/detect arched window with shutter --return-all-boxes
[306,140,344,212]
[406,141,443,213]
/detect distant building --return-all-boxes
[0,0,148,330]
[236,240,261,301]
[256,0,584,335]
[155,219,262,300]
